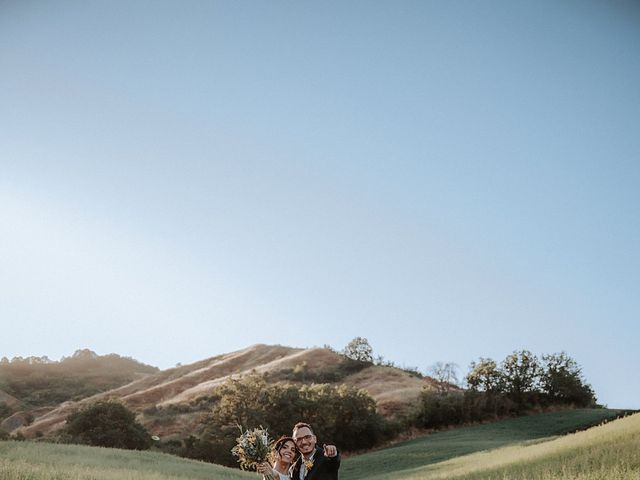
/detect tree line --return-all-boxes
[413,349,596,430]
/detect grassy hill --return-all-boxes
[0,441,253,480]
[0,350,158,432]
[18,344,437,439]
[341,409,629,480]
[397,411,640,480]
[0,350,158,409]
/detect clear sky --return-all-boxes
[1,1,639,408]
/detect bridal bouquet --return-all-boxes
[231,426,273,471]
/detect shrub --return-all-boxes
[414,391,465,429]
[64,401,151,450]
[0,402,13,421]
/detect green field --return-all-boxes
[341,409,627,479]
[0,441,254,480]
[0,409,634,480]
[361,411,640,480]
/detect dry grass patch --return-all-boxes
[343,365,432,416]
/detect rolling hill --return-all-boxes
[14,344,440,439]
[0,350,158,432]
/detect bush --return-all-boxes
[412,390,523,430]
[64,401,151,450]
[414,391,465,429]
[0,402,13,421]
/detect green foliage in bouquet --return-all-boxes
[231,426,272,471]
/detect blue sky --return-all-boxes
[1,1,639,408]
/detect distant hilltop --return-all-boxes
[0,349,158,434]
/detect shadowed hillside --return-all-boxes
[0,350,158,432]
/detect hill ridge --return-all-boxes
[16,344,437,438]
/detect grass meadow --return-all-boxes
[368,411,640,480]
[0,441,254,480]
[341,409,627,479]
[0,409,634,480]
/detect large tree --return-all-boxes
[500,350,542,403]
[541,352,595,406]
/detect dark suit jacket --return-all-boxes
[291,446,341,480]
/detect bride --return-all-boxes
[257,436,298,480]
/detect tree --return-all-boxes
[500,350,542,404]
[541,352,595,407]
[342,337,373,363]
[466,358,503,393]
[65,401,151,450]
[428,362,460,393]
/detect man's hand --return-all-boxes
[323,444,338,457]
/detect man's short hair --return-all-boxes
[293,422,314,436]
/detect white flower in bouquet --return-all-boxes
[231,426,273,471]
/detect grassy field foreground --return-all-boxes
[0,441,254,480]
[350,411,640,480]
[342,408,624,479]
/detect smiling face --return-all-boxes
[293,426,316,456]
[276,440,297,465]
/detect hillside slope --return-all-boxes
[0,440,253,480]
[0,350,158,432]
[341,409,628,480]
[354,411,640,480]
[18,344,438,438]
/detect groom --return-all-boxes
[291,422,340,480]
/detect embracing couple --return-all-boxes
[257,422,340,480]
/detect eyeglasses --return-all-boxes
[294,434,314,444]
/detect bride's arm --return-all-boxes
[257,462,277,479]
